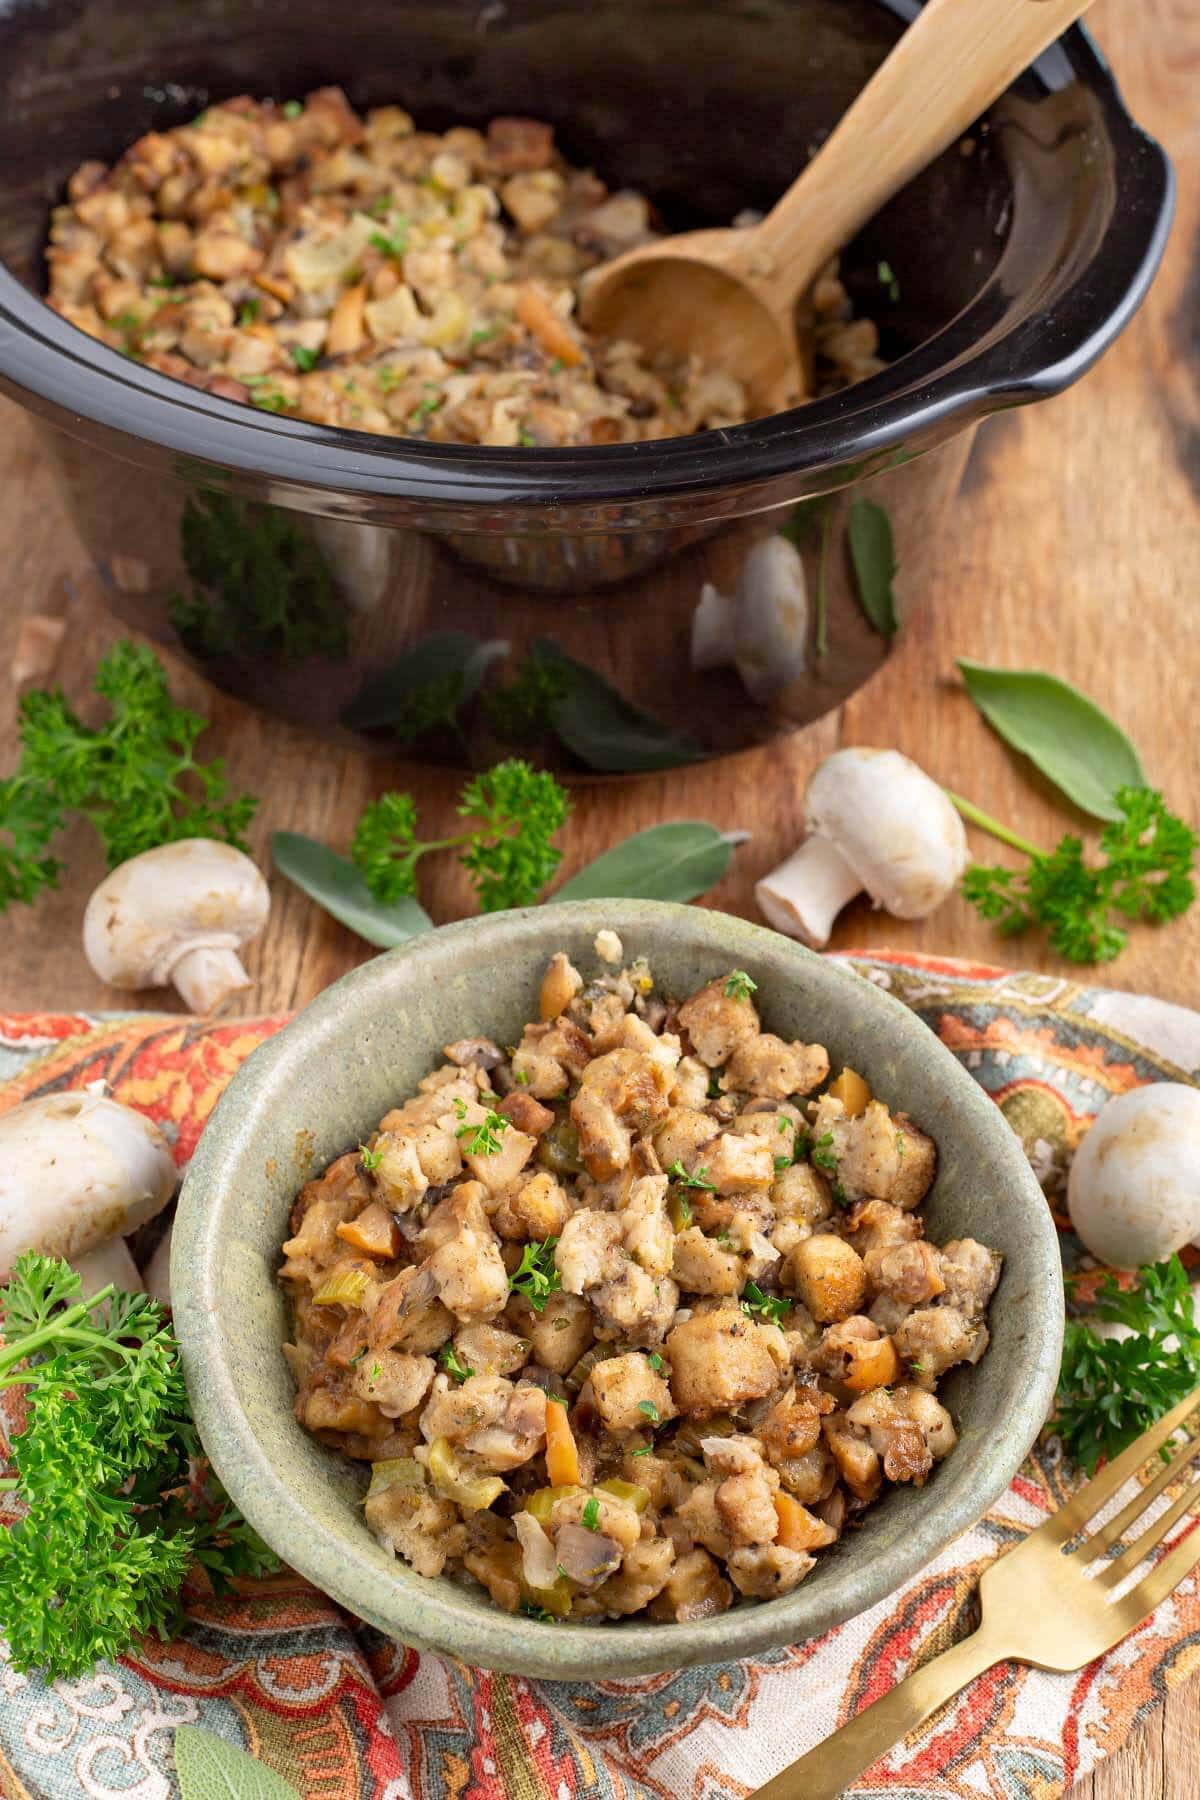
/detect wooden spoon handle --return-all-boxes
[750,0,1095,310]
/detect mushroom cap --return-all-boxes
[0,1090,175,1277]
[83,838,270,992]
[1067,1082,1200,1270]
[804,747,967,919]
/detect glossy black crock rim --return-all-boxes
[0,16,1174,513]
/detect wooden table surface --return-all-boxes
[2,1,1198,1792]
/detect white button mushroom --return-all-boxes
[83,838,270,1013]
[755,747,968,947]
[1067,1083,1200,1270]
[0,1089,176,1287]
[691,535,808,701]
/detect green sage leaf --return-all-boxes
[341,632,508,736]
[532,640,704,771]
[550,821,743,904]
[957,661,1147,823]
[175,1724,301,1800]
[271,831,433,947]
[847,499,898,635]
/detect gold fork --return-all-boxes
[755,1384,1200,1800]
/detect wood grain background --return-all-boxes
[0,1,1197,1791]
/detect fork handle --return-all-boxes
[752,1621,1010,1800]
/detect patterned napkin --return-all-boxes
[0,949,1198,1800]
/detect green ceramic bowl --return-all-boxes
[172,901,1063,1680]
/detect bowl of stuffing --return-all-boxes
[172,901,1063,1677]
[0,0,1172,759]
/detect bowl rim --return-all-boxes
[0,15,1173,517]
[172,901,1064,1679]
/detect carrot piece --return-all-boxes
[545,1397,582,1487]
[336,1201,402,1259]
[254,271,294,305]
[774,1491,837,1551]
[326,281,367,357]
[516,282,584,367]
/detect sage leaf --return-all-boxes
[271,831,434,947]
[175,1724,301,1800]
[957,661,1146,822]
[532,640,704,771]
[847,499,898,635]
[341,631,508,736]
[550,821,743,904]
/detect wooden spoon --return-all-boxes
[580,0,1095,415]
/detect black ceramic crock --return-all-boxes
[0,0,1173,765]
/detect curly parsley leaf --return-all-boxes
[169,491,347,667]
[961,787,1196,965]
[724,969,757,1001]
[351,759,570,912]
[0,641,257,908]
[0,1252,278,1679]
[1053,1255,1200,1475]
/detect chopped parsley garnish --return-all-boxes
[831,1180,848,1209]
[369,1361,381,1382]
[469,323,501,348]
[637,1400,660,1422]
[409,393,442,426]
[778,1116,792,1135]
[456,1108,510,1156]
[359,1142,383,1171]
[724,969,757,1001]
[517,427,537,447]
[877,259,900,302]
[667,1161,717,1192]
[250,389,289,413]
[520,1601,561,1622]
[811,1131,838,1173]
[367,192,394,218]
[290,344,319,373]
[514,1068,530,1086]
[630,1445,653,1457]
[647,1352,664,1372]
[282,99,303,119]
[237,298,260,324]
[509,1237,561,1312]
[377,366,404,393]
[369,223,410,260]
[741,1282,789,1326]
[581,1496,601,1531]
[773,1154,792,1173]
[439,1344,475,1384]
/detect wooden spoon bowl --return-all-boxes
[581,0,1095,417]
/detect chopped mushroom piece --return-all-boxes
[279,942,997,1624]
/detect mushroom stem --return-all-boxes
[170,944,253,1014]
[73,1237,143,1298]
[755,834,864,948]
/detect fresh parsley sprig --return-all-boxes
[1053,1255,1200,1474]
[952,789,1196,965]
[0,641,257,910]
[0,1253,277,1679]
[351,759,570,912]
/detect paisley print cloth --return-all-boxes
[0,948,1197,1800]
